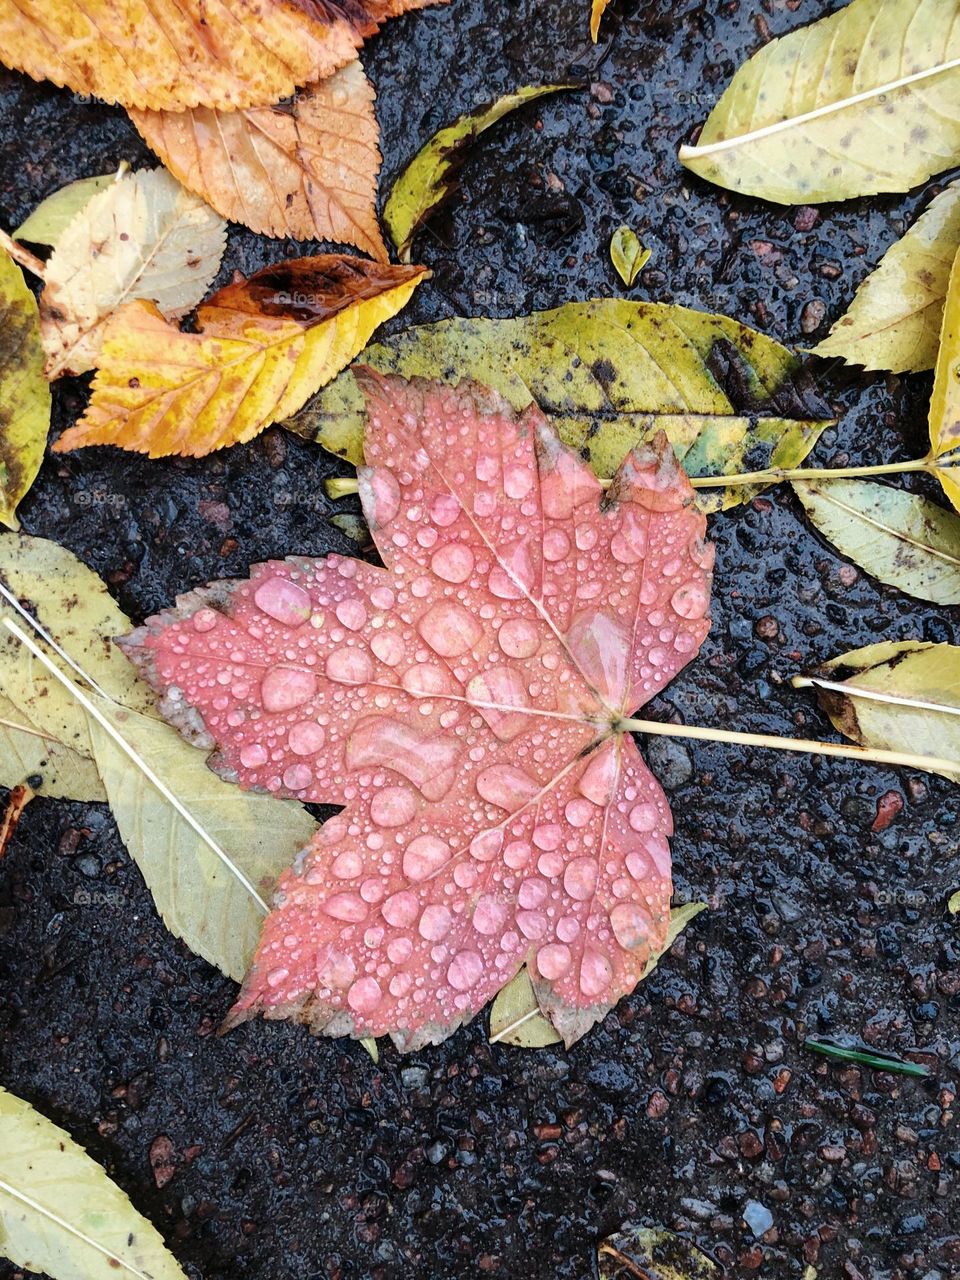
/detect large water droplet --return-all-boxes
[335,598,367,631]
[518,878,549,909]
[347,976,382,1013]
[610,902,649,950]
[628,802,659,832]
[503,463,533,499]
[566,610,629,704]
[326,647,374,684]
[402,835,451,882]
[472,895,508,935]
[332,850,363,879]
[382,890,419,927]
[418,904,452,941]
[370,785,417,828]
[282,763,313,791]
[536,943,571,980]
[417,600,482,657]
[467,667,530,740]
[470,829,505,861]
[429,492,461,527]
[288,721,325,755]
[497,617,540,659]
[564,798,595,829]
[261,666,317,712]
[671,581,708,620]
[430,543,475,583]
[322,892,368,923]
[563,856,599,901]
[578,743,618,805]
[579,948,613,997]
[476,764,539,810]
[254,577,311,627]
[447,949,483,991]
[239,743,268,768]
[360,466,400,526]
[516,910,547,940]
[192,607,219,633]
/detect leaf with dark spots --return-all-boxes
[384,83,576,262]
[289,300,835,512]
[121,373,714,1051]
[52,255,427,458]
[0,249,50,529]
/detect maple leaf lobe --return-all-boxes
[123,375,713,1049]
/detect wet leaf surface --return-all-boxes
[680,0,960,204]
[123,374,713,1050]
[53,256,426,458]
[814,180,960,374]
[0,250,48,528]
[0,1086,188,1280]
[597,1225,721,1280]
[294,301,834,512]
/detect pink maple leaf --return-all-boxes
[122,373,713,1049]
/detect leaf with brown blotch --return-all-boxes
[132,62,387,259]
[0,0,449,112]
[52,256,427,459]
[121,373,714,1051]
[40,167,227,378]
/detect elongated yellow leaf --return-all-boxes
[926,245,960,516]
[797,641,960,784]
[15,173,118,247]
[89,700,317,982]
[0,251,49,530]
[590,0,611,42]
[680,0,960,204]
[291,301,833,512]
[793,479,960,605]
[0,532,318,974]
[489,903,706,1048]
[0,1086,186,1280]
[0,532,153,757]
[0,692,105,800]
[40,168,227,378]
[53,256,427,458]
[132,63,387,258]
[815,182,960,373]
[384,84,572,262]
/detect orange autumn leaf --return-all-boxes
[0,0,447,112]
[131,61,387,258]
[52,256,426,459]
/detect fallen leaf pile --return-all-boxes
[0,0,449,249]
[122,373,714,1049]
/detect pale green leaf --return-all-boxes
[792,479,960,605]
[609,225,650,286]
[384,84,573,262]
[680,0,960,204]
[14,174,119,247]
[801,640,960,784]
[926,244,960,517]
[0,1086,187,1280]
[598,1226,720,1280]
[950,890,960,912]
[89,700,316,982]
[0,692,105,801]
[489,903,707,1049]
[290,300,833,513]
[0,252,50,530]
[814,181,960,373]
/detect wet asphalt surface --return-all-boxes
[1,1,959,1277]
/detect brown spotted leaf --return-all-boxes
[121,373,713,1051]
[131,61,387,258]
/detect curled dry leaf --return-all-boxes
[384,84,573,262]
[14,173,118,247]
[489,901,706,1048]
[792,479,960,606]
[0,532,318,981]
[132,62,388,259]
[609,225,650,287]
[40,167,227,378]
[927,245,960,513]
[52,256,427,458]
[291,300,833,513]
[590,0,611,42]
[797,641,960,785]
[0,0,447,112]
[680,0,960,204]
[814,182,960,374]
[598,1226,721,1280]
[0,1086,187,1280]
[121,373,714,1051]
[0,251,50,529]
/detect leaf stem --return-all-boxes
[0,226,46,279]
[617,716,957,776]
[687,457,933,489]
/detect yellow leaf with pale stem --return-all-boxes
[131,62,387,258]
[52,256,427,459]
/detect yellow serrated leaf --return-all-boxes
[53,256,427,459]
